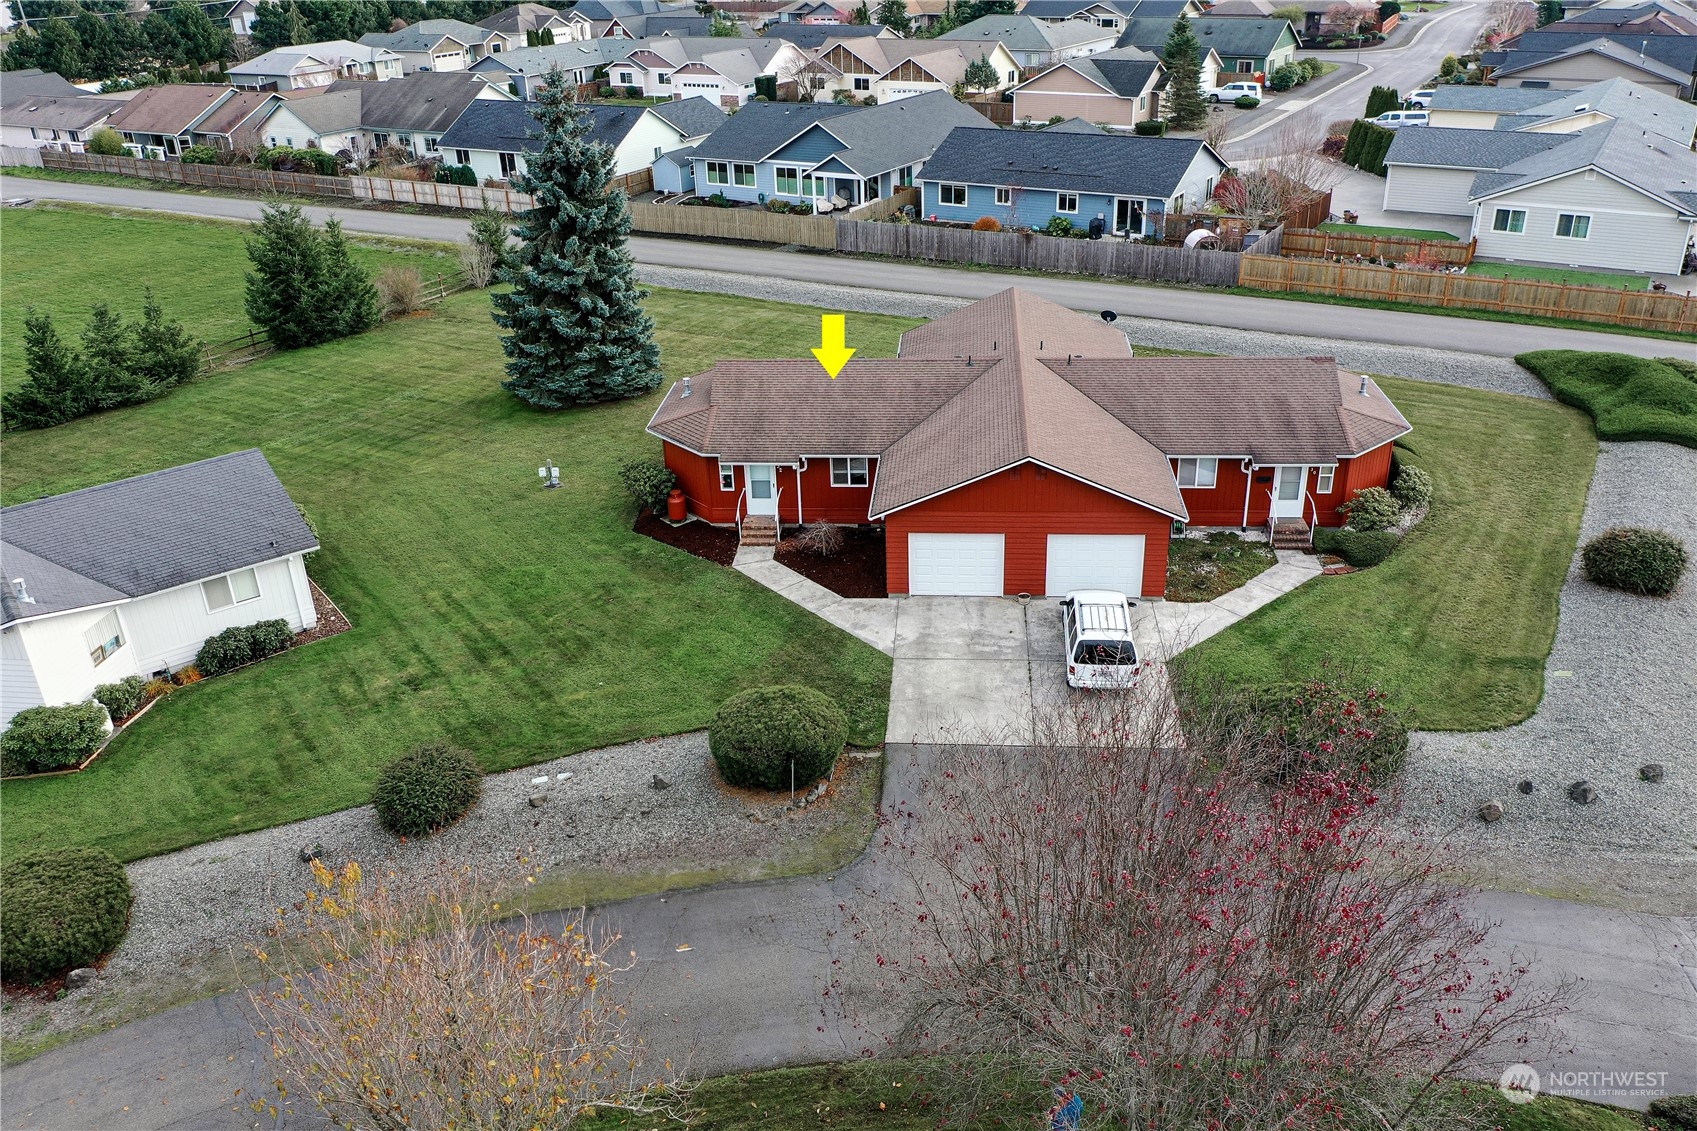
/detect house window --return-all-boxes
[49,129,59,140]
[1492,207,1526,233]
[853,76,870,90]
[776,165,800,194]
[994,186,1012,205]
[939,182,967,205]
[67,130,79,142]
[830,457,870,486]
[1138,95,1146,110]
[718,461,736,491]
[455,148,471,164]
[373,132,390,148]
[1555,212,1590,239]
[1315,466,1335,494]
[85,611,124,667]
[733,162,756,187]
[28,127,37,139]
[617,71,634,84]
[706,160,729,184]
[1237,59,1255,72]
[202,567,261,613]
[658,72,671,84]
[1056,192,1079,213]
[499,151,519,177]
[1176,457,1218,488]
[654,145,664,159]
[397,134,412,148]
[425,137,439,151]
[802,172,826,196]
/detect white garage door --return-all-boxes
[1045,534,1146,597]
[908,533,1005,596]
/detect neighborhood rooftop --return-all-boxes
[323,71,501,133]
[919,128,1220,200]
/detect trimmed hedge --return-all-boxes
[1649,1096,1697,1131]
[710,685,847,791]
[1581,527,1688,597]
[194,619,294,677]
[1214,679,1409,783]
[94,676,148,723]
[619,458,677,514]
[1363,84,1400,118]
[1,847,133,982]
[1314,527,1400,567]
[1,701,109,776]
[1515,351,1697,449]
[1389,464,1433,510]
[1132,118,1167,136]
[1341,119,1395,175]
[1338,486,1401,531]
[371,742,484,837]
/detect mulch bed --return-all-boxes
[776,526,888,598]
[294,580,353,646]
[635,511,739,566]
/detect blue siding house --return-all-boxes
[916,127,1227,236]
[686,90,994,208]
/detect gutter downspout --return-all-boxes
[795,458,807,526]
[1240,458,1255,531]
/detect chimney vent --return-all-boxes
[681,376,692,397]
[11,578,33,604]
[1359,374,1370,397]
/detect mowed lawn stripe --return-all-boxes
[2,230,910,860]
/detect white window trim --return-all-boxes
[994,186,1012,205]
[939,182,967,205]
[1492,207,1526,234]
[732,162,756,187]
[775,165,801,194]
[202,567,262,614]
[1315,466,1336,494]
[1555,212,1591,239]
[718,460,736,491]
[1176,457,1219,489]
[705,160,729,185]
[85,611,125,667]
[1056,192,1079,214]
[830,456,870,487]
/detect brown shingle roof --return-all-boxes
[106,84,232,135]
[193,90,276,136]
[646,289,1409,521]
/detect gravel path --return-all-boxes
[1402,441,1697,911]
[634,265,1554,396]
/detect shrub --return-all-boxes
[435,163,478,187]
[1299,56,1323,79]
[618,458,676,514]
[1314,527,1400,567]
[1233,94,1261,108]
[1514,351,1696,448]
[1133,118,1167,135]
[791,201,814,215]
[1207,678,1409,783]
[794,521,845,557]
[143,677,175,702]
[709,685,848,791]
[1044,215,1075,237]
[624,86,642,98]
[1438,53,1460,77]
[93,676,148,723]
[1364,84,1401,117]
[1,702,108,776]
[1338,486,1400,531]
[1389,464,1433,510]
[173,665,203,685]
[0,847,132,982]
[972,215,1002,231]
[376,265,426,319]
[1581,527,1688,597]
[1649,1096,1697,1131]
[767,199,791,213]
[1268,63,1301,91]
[599,86,615,97]
[86,126,126,156]
[372,742,483,837]
[1341,119,1394,175]
[194,619,294,677]
[180,143,221,164]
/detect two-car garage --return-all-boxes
[905,532,1149,597]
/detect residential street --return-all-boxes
[3,177,1685,358]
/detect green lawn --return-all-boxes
[0,203,459,375]
[1178,376,1595,731]
[1468,261,1653,291]
[1318,222,1461,241]
[1,211,905,864]
[1517,350,1697,448]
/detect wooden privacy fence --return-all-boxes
[43,150,356,196]
[1238,255,1697,335]
[628,201,839,248]
[1281,227,1476,266]
[836,221,1246,287]
[352,176,528,210]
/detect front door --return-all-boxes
[1114,198,1144,236]
[1271,465,1306,520]
[746,464,778,516]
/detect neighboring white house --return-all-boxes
[258,89,364,152]
[605,37,807,107]
[938,13,1118,68]
[0,450,320,729]
[359,19,505,73]
[229,41,405,90]
[477,3,574,52]
[202,0,259,37]
[0,93,125,152]
[262,72,515,161]
[467,39,634,97]
[804,36,1023,103]
[436,95,726,181]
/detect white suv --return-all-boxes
[1060,590,1142,690]
[1406,88,1437,108]
[1209,80,1264,103]
[1371,109,1429,128]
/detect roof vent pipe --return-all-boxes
[1359,374,1370,396]
[11,578,32,604]
[681,376,692,397]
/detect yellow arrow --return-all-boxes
[811,314,855,379]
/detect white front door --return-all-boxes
[907,533,1004,596]
[746,464,778,516]
[1271,465,1306,520]
[1045,534,1146,597]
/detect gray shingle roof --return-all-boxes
[1511,76,1697,144]
[570,0,670,18]
[688,100,858,162]
[647,95,729,139]
[1119,16,1292,57]
[761,23,887,47]
[689,91,992,175]
[1042,117,1108,133]
[919,126,1219,199]
[0,69,83,99]
[1,450,317,626]
[276,88,364,133]
[0,94,126,132]
[1468,118,1697,212]
[1488,30,1697,79]
[478,3,565,33]
[468,39,631,76]
[1384,125,1575,170]
[1058,46,1162,98]
[1427,85,1569,112]
[940,14,1116,51]
[325,72,504,132]
[439,98,701,153]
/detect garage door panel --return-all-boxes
[1045,534,1145,596]
[908,533,1005,596]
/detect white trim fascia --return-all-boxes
[870,456,1187,522]
[1469,163,1689,214]
[0,548,317,630]
[1013,60,1116,96]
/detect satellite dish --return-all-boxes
[1099,309,1118,323]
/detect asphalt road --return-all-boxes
[4,176,1685,358]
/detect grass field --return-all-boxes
[1318,222,1460,241]
[1517,350,1697,448]
[0,208,904,864]
[1469,261,1653,291]
[1179,376,1596,731]
[0,203,459,375]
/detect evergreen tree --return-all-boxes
[81,303,150,410]
[470,195,513,273]
[35,17,85,79]
[492,66,660,410]
[251,1,302,50]
[73,12,122,81]
[3,312,89,431]
[142,11,184,68]
[2,29,42,72]
[313,219,381,341]
[131,288,204,391]
[963,54,998,93]
[538,25,555,44]
[245,203,327,349]
[1161,15,1207,130]
[874,0,910,33]
[167,0,234,67]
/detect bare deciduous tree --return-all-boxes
[782,55,837,102]
[460,236,500,288]
[248,860,685,1128]
[1479,0,1537,46]
[839,679,1569,1130]
[1220,122,1345,225]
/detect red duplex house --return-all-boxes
[647,289,1409,598]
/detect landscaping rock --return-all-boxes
[1640,764,1666,783]
[650,774,671,791]
[528,793,548,808]
[298,843,323,863]
[1567,781,1598,805]
[1478,799,1504,823]
[1517,780,1534,795]
[65,968,98,991]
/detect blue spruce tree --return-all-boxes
[493,67,660,409]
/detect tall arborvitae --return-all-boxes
[1162,15,1208,130]
[492,66,661,410]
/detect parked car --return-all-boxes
[1405,88,1436,108]
[1059,590,1142,690]
[1371,109,1429,128]
[1209,80,1264,103]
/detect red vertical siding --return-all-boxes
[884,463,1174,597]
[1174,458,1255,526]
[663,443,742,523]
[1331,444,1395,525]
[796,458,877,524]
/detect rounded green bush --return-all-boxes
[371,742,484,838]
[1315,528,1400,567]
[1,847,133,982]
[1339,485,1401,531]
[1221,680,1409,783]
[1581,527,1687,597]
[1649,1095,1697,1131]
[710,685,848,791]
[94,676,148,722]
[1,701,109,776]
[1389,464,1433,510]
